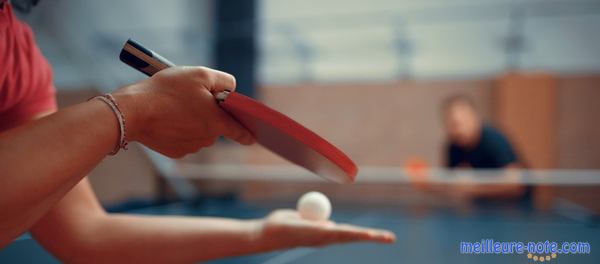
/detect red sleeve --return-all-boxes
[14,12,58,117]
[0,3,57,131]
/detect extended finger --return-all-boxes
[327,224,396,244]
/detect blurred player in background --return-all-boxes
[443,95,518,169]
[409,95,529,201]
[442,95,528,200]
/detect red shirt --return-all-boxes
[0,1,57,131]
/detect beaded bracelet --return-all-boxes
[89,94,129,155]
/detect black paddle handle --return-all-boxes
[119,39,229,100]
[119,39,175,77]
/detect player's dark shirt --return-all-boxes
[447,125,518,168]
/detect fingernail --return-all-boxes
[387,234,396,243]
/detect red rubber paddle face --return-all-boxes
[219,92,357,183]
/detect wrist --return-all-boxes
[111,84,146,141]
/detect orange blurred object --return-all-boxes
[404,157,430,190]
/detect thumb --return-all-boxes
[206,68,236,93]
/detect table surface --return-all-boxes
[207,200,600,264]
[3,197,597,264]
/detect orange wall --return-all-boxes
[556,76,600,168]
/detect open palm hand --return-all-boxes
[259,209,395,250]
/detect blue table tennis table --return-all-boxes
[1,197,598,264]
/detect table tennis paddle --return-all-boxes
[119,39,357,183]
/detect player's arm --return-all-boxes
[442,132,526,199]
[414,166,526,201]
[0,67,253,247]
[451,163,527,199]
[31,179,394,263]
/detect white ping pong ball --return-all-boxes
[297,191,331,221]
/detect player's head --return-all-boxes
[442,94,481,147]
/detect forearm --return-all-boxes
[464,184,526,199]
[0,99,123,246]
[460,166,526,199]
[50,214,264,263]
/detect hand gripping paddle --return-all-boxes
[119,39,357,183]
